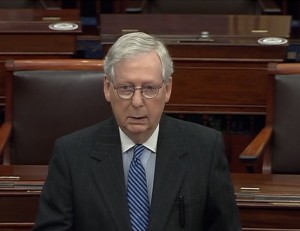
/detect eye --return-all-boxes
[119,85,133,91]
[143,85,157,91]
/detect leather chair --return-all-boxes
[240,62,300,174]
[0,59,112,165]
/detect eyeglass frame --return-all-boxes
[112,81,165,99]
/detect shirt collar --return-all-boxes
[119,125,159,153]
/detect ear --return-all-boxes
[165,77,172,103]
[103,76,111,102]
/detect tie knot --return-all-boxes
[133,144,145,160]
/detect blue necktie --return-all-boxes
[127,144,150,231]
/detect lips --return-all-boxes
[129,116,147,122]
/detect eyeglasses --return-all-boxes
[113,82,164,99]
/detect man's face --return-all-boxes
[104,51,172,143]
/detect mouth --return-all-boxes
[129,116,146,122]
[131,116,145,119]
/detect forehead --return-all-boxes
[115,51,162,76]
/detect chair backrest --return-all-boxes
[5,59,112,164]
[271,74,300,174]
[267,63,300,174]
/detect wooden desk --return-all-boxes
[100,14,291,37]
[0,9,80,21]
[101,14,291,172]
[233,173,300,230]
[117,0,281,14]
[101,14,291,114]
[0,9,81,107]
[1,165,300,230]
[0,165,46,231]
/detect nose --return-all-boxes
[131,88,144,107]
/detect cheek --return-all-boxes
[150,98,167,114]
[110,98,128,116]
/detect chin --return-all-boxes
[126,124,148,134]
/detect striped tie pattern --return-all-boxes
[127,144,150,231]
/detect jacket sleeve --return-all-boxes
[32,138,74,231]
[203,131,241,231]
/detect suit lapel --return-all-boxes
[89,119,132,231]
[148,116,189,231]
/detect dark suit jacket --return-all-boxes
[33,115,241,231]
